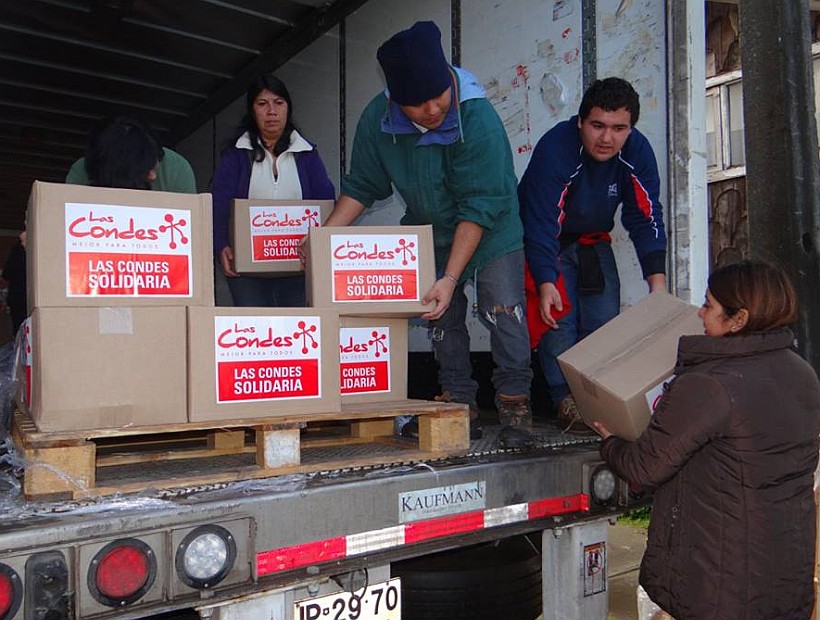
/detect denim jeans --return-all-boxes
[537,242,620,405]
[430,249,532,405]
[227,274,307,307]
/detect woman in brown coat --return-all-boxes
[596,260,820,620]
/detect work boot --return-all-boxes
[496,394,535,449]
[555,395,595,435]
[434,392,483,440]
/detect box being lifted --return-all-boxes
[306,225,436,317]
[557,292,704,441]
[27,181,214,309]
[231,199,333,275]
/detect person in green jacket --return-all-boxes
[319,21,533,448]
[65,116,196,193]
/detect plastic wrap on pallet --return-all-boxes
[0,492,177,524]
[0,333,21,503]
[0,339,16,439]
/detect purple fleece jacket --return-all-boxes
[211,145,336,255]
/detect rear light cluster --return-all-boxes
[176,525,236,590]
[1,521,246,617]
[0,563,22,620]
[88,539,156,608]
[88,525,236,609]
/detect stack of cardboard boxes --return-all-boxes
[305,225,435,406]
[19,188,435,433]
[22,181,212,431]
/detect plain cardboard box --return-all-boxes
[27,181,214,309]
[231,199,333,274]
[305,225,436,317]
[24,306,188,432]
[339,316,408,404]
[557,292,704,440]
[188,307,340,422]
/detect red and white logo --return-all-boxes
[330,233,419,302]
[645,375,674,414]
[65,203,193,297]
[339,326,391,394]
[249,205,321,263]
[214,315,322,403]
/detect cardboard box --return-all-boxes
[306,225,436,317]
[340,316,408,404]
[231,199,333,275]
[24,307,188,432]
[557,292,704,440]
[188,307,340,422]
[27,181,214,309]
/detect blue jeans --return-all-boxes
[227,274,306,307]
[430,249,532,405]
[537,242,620,405]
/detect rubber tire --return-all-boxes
[392,534,542,620]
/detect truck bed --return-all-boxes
[0,419,616,620]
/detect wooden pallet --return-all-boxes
[11,400,469,500]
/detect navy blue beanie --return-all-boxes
[377,21,452,106]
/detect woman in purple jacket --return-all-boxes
[211,74,335,306]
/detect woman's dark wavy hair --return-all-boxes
[85,115,163,190]
[578,77,640,126]
[230,74,297,162]
[708,259,798,334]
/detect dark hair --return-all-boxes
[579,77,640,126]
[708,260,798,333]
[232,74,296,162]
[85,116,162,189]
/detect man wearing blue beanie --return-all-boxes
[320,21,534,448]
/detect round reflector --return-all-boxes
[0,563,22,619]
[175,525,236,589]
[590,465,617,505]
[88,539,156,607]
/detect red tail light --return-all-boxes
[0,563,22,619]
[88,539,156,608]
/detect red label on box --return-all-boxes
[217,359,320,401]
[330,233,420,303]
[333,270,418,302]
[339,326,391,394]
[340,361,389,394]
[68,252,190,296]
[65,203,194,297]
[214,315,323,404]
[252,233,303,262]
[249,205,321,263]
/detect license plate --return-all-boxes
[294,577,401,620]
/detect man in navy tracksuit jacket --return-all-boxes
[518,78,667,432]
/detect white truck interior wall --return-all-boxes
[462,0,584,179]
[275,29,342,191]
[595,0,668,308]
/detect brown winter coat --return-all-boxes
[601,328,820,620]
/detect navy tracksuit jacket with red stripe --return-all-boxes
[518,115,667,287]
